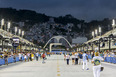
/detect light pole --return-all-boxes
[92,31,94,38]
[1,19,4,29]
[15,27,17,35]
[18,29,21,36]
[112,19,115,29]
[7,22,11,32]
[22,31,24,37]
[95,29,98,37]
[99,27,101,36]
[92,27,102,52]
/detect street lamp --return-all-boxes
[7,22,11,32]
[22,31,24,37]
[95,29,98,36]
[1,19,4,29]
[18,29,21,36]
[15,27,17,35]
[99,27,101,36]
[92,31,94,38]
[112,19,115,29]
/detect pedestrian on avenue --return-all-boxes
[39,52,41,59]
[78,52,83,65]
[92,51,95,58]
[31,53,34,61]
[35,52,39,61]
[66,53,70,65]
[92,52,104,77]
[64,54,66,61]
[29,53,32,61]
[4,52,8,65]
[13,53,16,63]
[27,52,30,61]
[75,52,79,65]
[42,52,46,63]
[24,54,27,62]
[71,54,75,65]
[82,51,89,70]
[18,53,22,61]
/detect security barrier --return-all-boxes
[0,59,5,65]
[87,55,116,64]
[104,57,116,64]
[0,56,26,65]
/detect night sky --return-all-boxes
[0,0,116,21]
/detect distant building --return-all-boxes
[77,24,81,29]
[48,17,55,24]
[67,23,74,27]
[19,22,24,27]
[72,37,87,44]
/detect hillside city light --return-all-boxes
[95,29,98,36]
[112,19,115,29]
[92,31,94,38]
[1,19,4,29]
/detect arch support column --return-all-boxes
[49,43,62,52]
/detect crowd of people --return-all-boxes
[64,51,89,70]
[63,51,116,77]
[0,50,116,77]
[64,51,116,65]
[0,51,51,65]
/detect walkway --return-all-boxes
[0,55,115,77]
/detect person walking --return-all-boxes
[27,52,30,61]
[92,51,95,58]
[13,53,16,63]
[64,54,66,61]
[42,52,46,63]
[18,53,22,61]
[82,51,89,70]
[71,54,75,65]
[78,52,83,65]
[31,53,34,61]
[66,54,70,65]
[24,53,27,62]
[38,52,41,59]
[4,53,8,65]
[35,52,39,61]
[92,52,104,77]
[75,52,79,65]
[30,53,32,61]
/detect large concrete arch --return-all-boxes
[43,36,72,48]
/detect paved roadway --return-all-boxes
[0,55,116,77]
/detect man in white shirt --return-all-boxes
[82,51,89,70]
[18,53,22,61]
[35,52,39,61]
[92,52,104,77]
[66,54,70,65]
[75,52,79,65]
